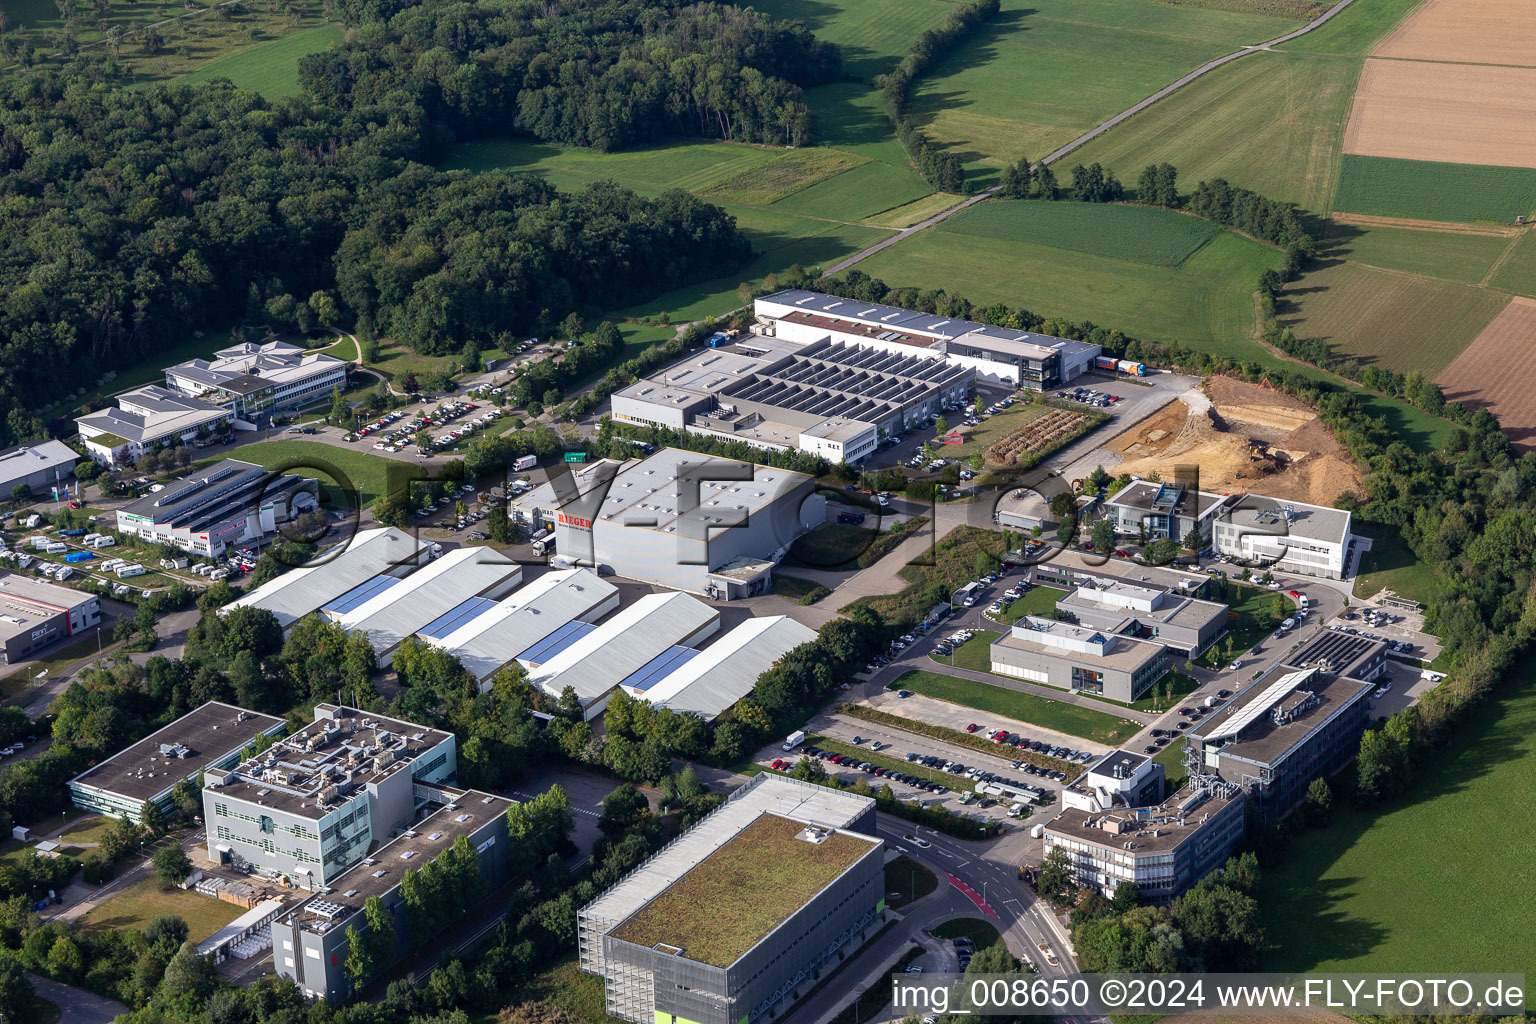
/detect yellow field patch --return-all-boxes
[1372,0,1536,67]
[1343,59,1536,169]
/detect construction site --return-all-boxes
[1102,376,1362,505]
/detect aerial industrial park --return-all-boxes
[0,0,1530,1019]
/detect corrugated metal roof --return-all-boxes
[617,645,699,693]
[516,619,597,666]
[336,547,523,656]
[223,528,429,629]
[640,616,817,719]
[322,574,402,616]
[428,568,618,682]
[419,596,500,641]
[529,590,719,702]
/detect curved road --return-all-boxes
[823,0,1363,278]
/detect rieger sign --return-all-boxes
[557,513,593,531]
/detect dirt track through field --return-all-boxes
[1437,296,1536,449]
[1328,212,1523,237]
[1343,59,1536,169]
[1373,0,1536,67]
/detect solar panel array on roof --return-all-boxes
[618,646,699,693]
[516,620,597,666]
[419,596,499,641]
[322,575,402,616]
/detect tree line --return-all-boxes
[876,0,999,193]
[307,0,842,152]
[0,67,751,450]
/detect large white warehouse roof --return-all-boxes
[222,528,431,629]
[631,615,816,720]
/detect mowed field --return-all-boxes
[1436,298,1536,448]
[1324,222,1516,285]
[1331,154,1536,226]
[941,201,1221,267]
[1343,59,1536,170]
[1065,50,1360,212]
[1278,260,1510,377]
[1261,664,1536,980]
[857,202,1284,363]
[178,24,342,98]
[905,0,1304,181]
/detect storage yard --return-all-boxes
[1105,377,1361,505]
[983,408,1092,468]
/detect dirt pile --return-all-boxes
[1104,378,1362,504]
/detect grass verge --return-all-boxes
[80,876,245,943]
[932,917,1003,950]
[885,670,1139,745]
[886,855,940,908]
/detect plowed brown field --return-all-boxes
[1437,296,1536,448]
[1343,59,1536,169]
[1373,0,1536,67]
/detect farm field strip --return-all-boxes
[697,149,867,207]
[1278,260,1510,377]
[177,24,342,98]
[1321,223,1512,285]
[1435,297,1536,449]
[1370,0,1536,67]
[1342,58,1536,170]
[1331,154,1536,224]
[770,160,934,222]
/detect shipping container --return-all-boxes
[1094,355,1119,371]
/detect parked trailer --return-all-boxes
[1116,360,1147,376]
[1093,355,1120,372]
[114,564,146,578]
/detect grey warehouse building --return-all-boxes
[0,571,102,664]
[69,701,285,823]
[1056,576,1227,658]
[580,775,883,1024]
[202,705,456,889]
[611,334,974,462]
[0,440,77,499]
[991,616,1171,703]
[1184,664,1373,821]
[515,448,819,597]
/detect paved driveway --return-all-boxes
[27,974,127,1024]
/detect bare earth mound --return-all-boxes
[1343,59,1536,169]
[1437,297,1536,449]
[1105,377,1361,504]
[1372,0,1536,68]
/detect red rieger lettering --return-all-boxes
[557,513,592,529]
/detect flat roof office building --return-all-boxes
[611,335,974,461]
[990,616,1171,703]
[271,781,514,1002]
[516,448,819,598]
[754,290,1100,390]
[115,459,320,558]
[0,572,102,664]
[1184,665,1373,821]
[165,341,348,420]
[580,775,882,1024]
[68,702,285,822]
[0,440,77,498]
[202,705,456,889]
[1285,631,1387,682]
[1213,494,1353,580]
[1043,779,1245,904]
[1102,481,1227,544]
[77,386,232,466]
[1062,751,1165,814]
[1056,577,1227,658]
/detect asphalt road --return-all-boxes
[26,973,127,1024]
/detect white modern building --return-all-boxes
[513,448,820,597]
[1100,480,1227,544]
[1061,750,1165,814]
[165,340,348,419]
[222,527,436,630]
[528,590,721,718]
[1212,494,1353,579]
[201,704,457,888]
[620,614,816,720]
[76,386,232,466]
[611,335,974,460]
[115,459,320,558]
[1056,576,1227,658]
[990,616,1170,703]
[753,290,1101,390]
[318,546,524,665]
[0,440,77,499]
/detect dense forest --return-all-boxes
[308,0,843,150]
[0,66,749,449]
